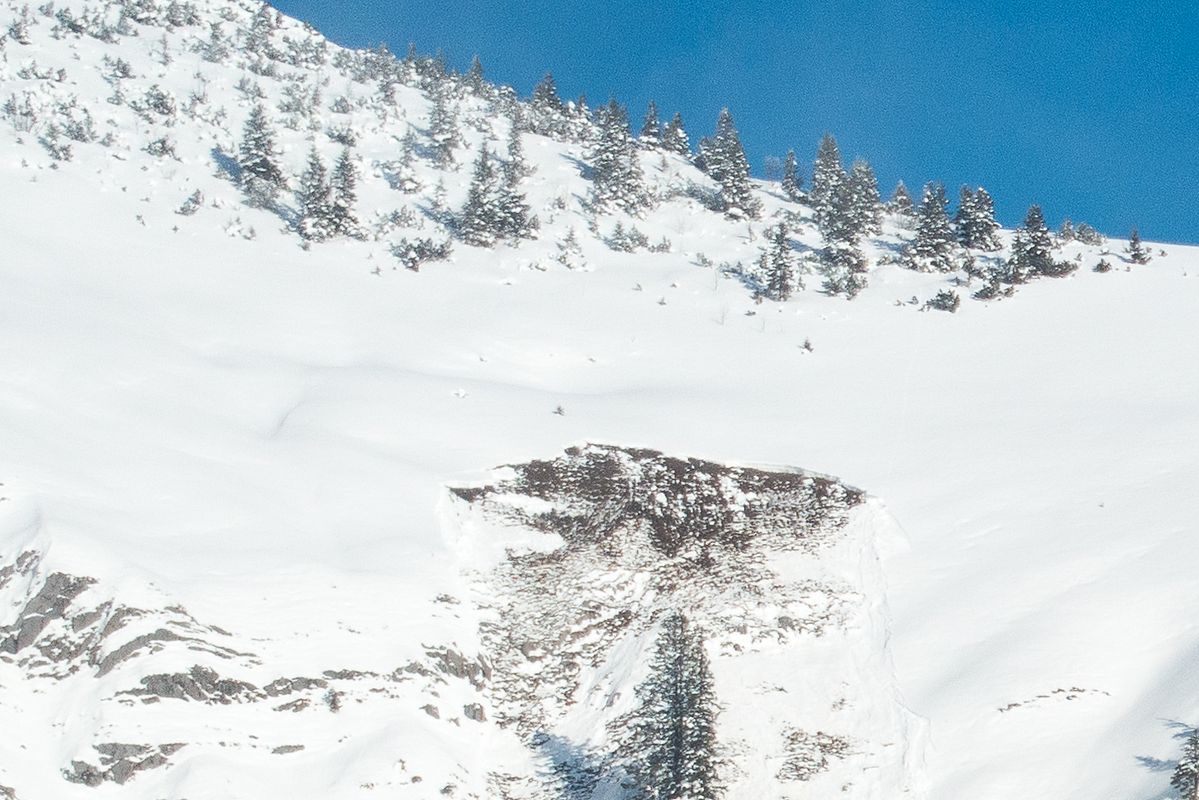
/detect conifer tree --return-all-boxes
[531,72,563,115]
[972,187,1002,251]
[505,123,533,181]
[955,186,1001,251]
[762,222,798,300]
[846,159,882,235]
[622,612,721,800]
[1128,227,1151,264]
[888,181,914,217]
[394,127,421,193]
[330,146,360,238]
[703,108,759,218]
[428,81,460,168]
[526,72,569,137]
[995,205,1072,283]
[1003,229,1031,285]
[296,146,333,242]
[903,182,957,272]
[464,54,486,95]
[811,133,847,235]
[781,149,802,202]
[1172,729,1199,800]
[498,132,536,239]
[201,21,229,63]
[555,228,585,270]
[237,103,285,206]
[1020,204,1056,276]
[640,100,661,148]
[565,93,595,142]
[954,186,977,242]
[245,4,278,70]
[661,112,690,156]
[589,98,647,215]
[459,145,503,246]
[819,235,869,298]
[430,177,451,225]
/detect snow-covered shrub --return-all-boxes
[391,236,452,271]
[7,5,35,44]
[924,289,961,313]
[373,206,419,237]
[607,221,649,252]
[2,92,40,132]
[776,729,853,782]
[131,84,177,121]
[144,135,175,158]
[176,189,203,215]
[39,123,71,160]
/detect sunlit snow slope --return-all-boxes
[1,2,1197,799]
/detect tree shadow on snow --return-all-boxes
[533,731,630,800]
[210,146,241,183]
[561,153,593,181]
[1136,718,1195,799]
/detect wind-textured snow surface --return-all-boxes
[0,1,1198,798]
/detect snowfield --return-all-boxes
[1,1,1198,798]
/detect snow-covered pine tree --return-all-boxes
[621,611,721,800]
[972,187,1002,250]
[589,98,647,215]
[1172,729,1199,800]
[237,103,285,207]
[330,146,360,238]
[428,80,460,169]
[762,222,798,300]
[244,4,279,74]
[902,182,957,272]
[459,145,503,246]
[555,227,585,270]
[394,127,421,193]
[526,72,568,137]
[781,149,802,202]
[200,20,229,63]
[296,146,333,242]
[531,72,563,114]
[705,108,760,218]
[1003,229,1030,285]
[819,235,869,299]
[498,132,536,240]
[464,54,486,96]
[504,122,533,181]
[811,133,848,236]
[847,158,882,235]
[640,100,661,148]
[954,186,977,244]
[562,94,594,142]
[430,177,451,226]
[955,186,1001,251]
[888,180,914,217]
[661,112,690,156]
[1127,227,1151,264]
[1019,204,1059,276]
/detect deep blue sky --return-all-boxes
[272,0,1199,242]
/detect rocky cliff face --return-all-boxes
[0,445,924,798]
[449,445,926,799]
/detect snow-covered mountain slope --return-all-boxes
[1,1,1198,799]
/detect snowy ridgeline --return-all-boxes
[0,444,923,798]
[0,0,1157,307]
